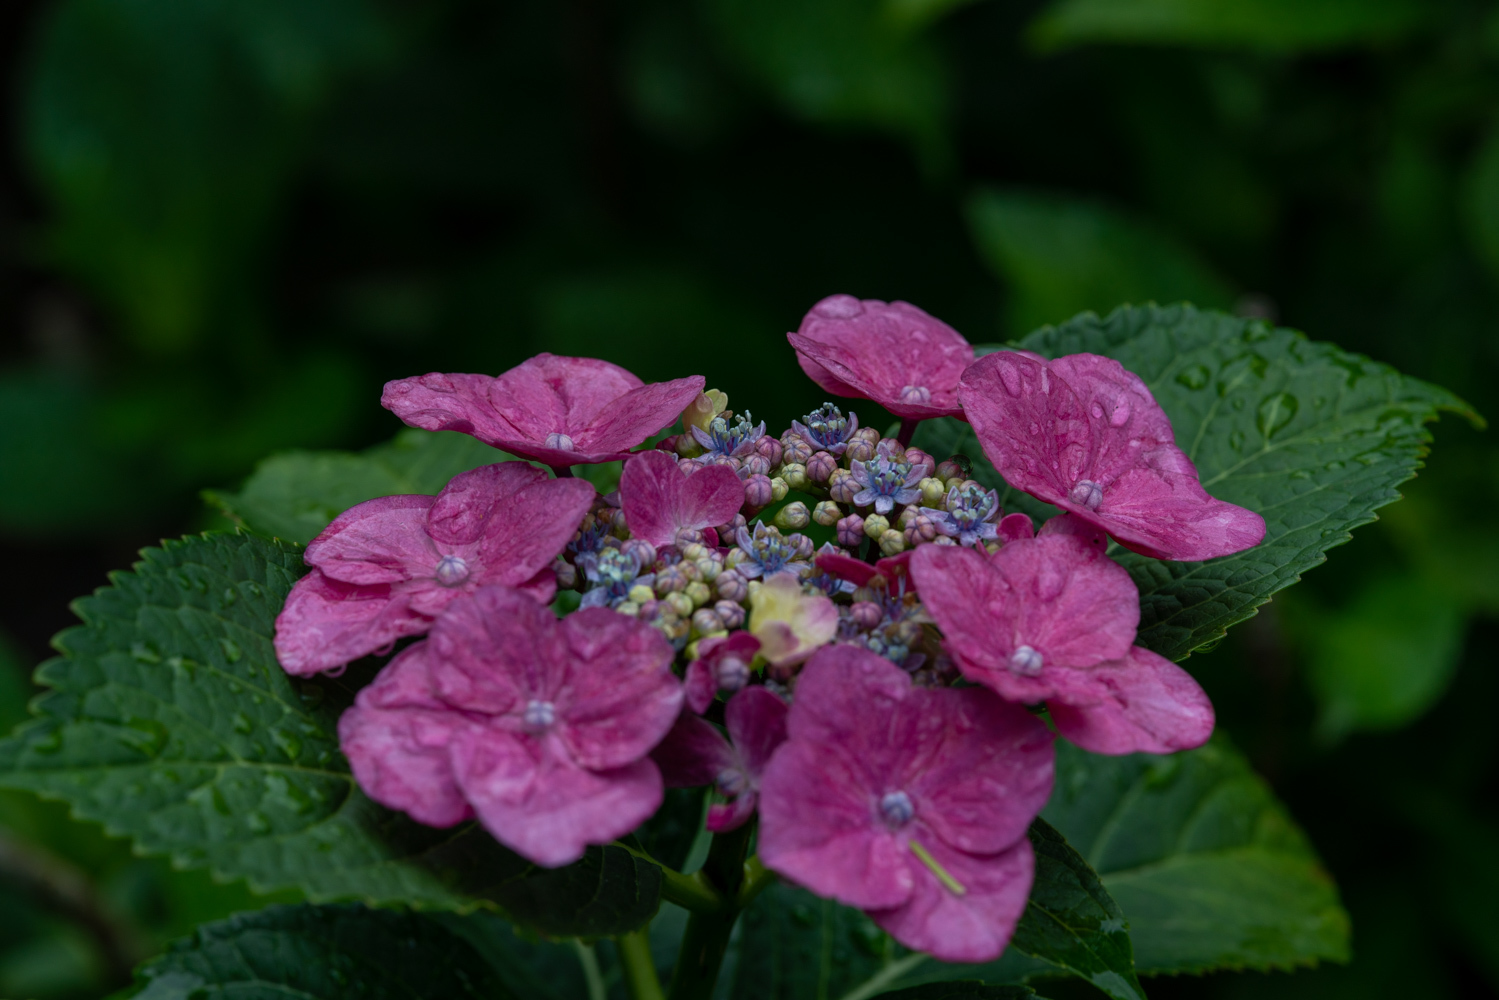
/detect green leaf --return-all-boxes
[1284,572,1466,742]
[966,190,1235,338]
[1006,820,1144,1000]
[915,304,1476,662]
[728,880,890,1000]
[0,531,660,935]
[118,903,551,999]
[1028,0,1430,54]
[1042,737,1350,974]
[872,985,1038,999]
[205,428,502,544]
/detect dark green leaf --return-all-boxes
[873,984,1037,1000]
[205,428,503,544]
[728,880,890,1000]
[1028,0,1430,54]
[117,903,551,1000]
[634,786,708,873]
[966,190,1235,337]
[0,532,660,935]
[915,304,1475,662]
[1005,819,1144,1000]
[1043,737,1350,974]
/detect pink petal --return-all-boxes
[450,725,663,868]
[273,570,431,675]
[909,545,1015,677]
[651,710,735,788]
[488,354,644,441]
[788,295,974,419]
[515,568,558,605]
[619,450,745,549]
[904,688,1053,855]
[472,475,596,586]
[425,586,554,714]
[304,495,437,585]
[337,642,475,826]
[554,607,682,769]
[997,512,1034,543]
[380,372,530,449]
[814,551,879,588]
[870,835,1034,963]
[707,794,758,833]
[959,351,1265,562]
[723,686,789,777]
[683,659,717,715]
[1049,646,1215,755]
[581,375,708,454]
[758,738,916,910]
[426,462,553,545]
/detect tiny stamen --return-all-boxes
[909,839,967,896]
[523,699,556,732]
[1009,645,1043,676]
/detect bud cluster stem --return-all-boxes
[666,822,756,1000]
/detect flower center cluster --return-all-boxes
[546,432,576,451]
[693,412,764,459]
[879,790,915,828]
[735,524,807,579]
[1069,479,1104,510]
[900,385,931,404]
[1009,644,1043,676]
[522,699,556,732]
[434,554,470,587]
[795,402,857,452]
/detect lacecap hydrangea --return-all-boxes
[274,294,1265,963]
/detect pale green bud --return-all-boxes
[775,501,811,531]
[666,592,695,618]
[813,500,843,527]
[864,514,890,539]
[920,477,947,506]
[685,580,713,608]
[781,463,810,490]
[878,528,907,557]
[770,477,790,502]
[628,584,655,605]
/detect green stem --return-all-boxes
[611,840,725,913]
[616,927,665,1000]
[573,940,607,1000]
[667,823,755,1000]
[736,853,774,909]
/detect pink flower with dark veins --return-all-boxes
[787,295,974,420]
[683,632,762,714]
[338,585,682,867]
[619,449,746,550]
[911,513,1215,755]
[274,463,594,675]
[382,354,706,469]
[652,686,788,832]
[959,351,1265,561]
[757,646,1054,963]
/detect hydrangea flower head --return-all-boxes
[748,573,838,668]
[958,351,1266,561]
[850,456,924,515]
[787,295,974,420]
[274,463,594,675]
[337,586,682,867]
[757,646,1054,962]
[791,402,860,455]
[652,686,788,832]
[382,354,705,469]
[911,514,1215,754]
[619,449,746,549]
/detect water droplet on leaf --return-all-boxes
[1175,365,1211,390]
[1256,393,1298,438]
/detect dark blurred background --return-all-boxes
[0,0,1496,997]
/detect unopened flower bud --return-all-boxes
[828,468,857,503]
[837,514,866,548]
[678,560,702,583]
[628,584,655,605]
[790,533,814,559]
[655,565,688,595]
[935,458,967,482]
[781,463,809,490]
[610,511,631,540]
[850,601,883,630]
[781,437,812,466]
[852,427,881,445]
[692,608,724,636]
[715,569,748,603]
[904,514,938,545]
[876,438,905,459]
[744,474,774,510]
[813,500,843,526]
[933,534,957,546]
[686,580,712,608]
[741,454,771,477]
[682,542,710,561]
[755,435,784,465]
[864,514,890,539]
[679,457,706,474]
[806,451,837,484]
[770,477,790,502]
[725,548,748,572]
[666,592,695,618]
[715,654,751,692]
[919,477,947,506]
[638,599,660,620]
[714,600,746,629]
[618,601,642,617]
[775,501,811,531]
[844,438,875,464]
[945,476,967,492]
[682,389,729,433]
[695,556,721,582]
[878,528,906,556]
[622,539,656,568]
[716,513,747,540]
[897,506,919,529]
[551,557,577,589]
[904,448,935,477]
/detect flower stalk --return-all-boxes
[667,823,755,1000]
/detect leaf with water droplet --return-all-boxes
[1175,364,1211,390]
[219,638,242,662]
[1256,392,1299,438]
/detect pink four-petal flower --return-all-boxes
[758,645,1055,963]
[338,585,683,867]
[274,462,594,675]
[382,354,705,469]
[959,351,1265,561]
[652,686,789,833]
[912,514,1215,755]
[788,295,974,420]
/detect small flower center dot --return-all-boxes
[1009,645,1043,676]
[879,790,914,828]
[546,432,575,451]
[1068,479,1104,510]
[717,767,748,797]
[523,699,556,732]
[434,555,470,587]
[900,385,932,404]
